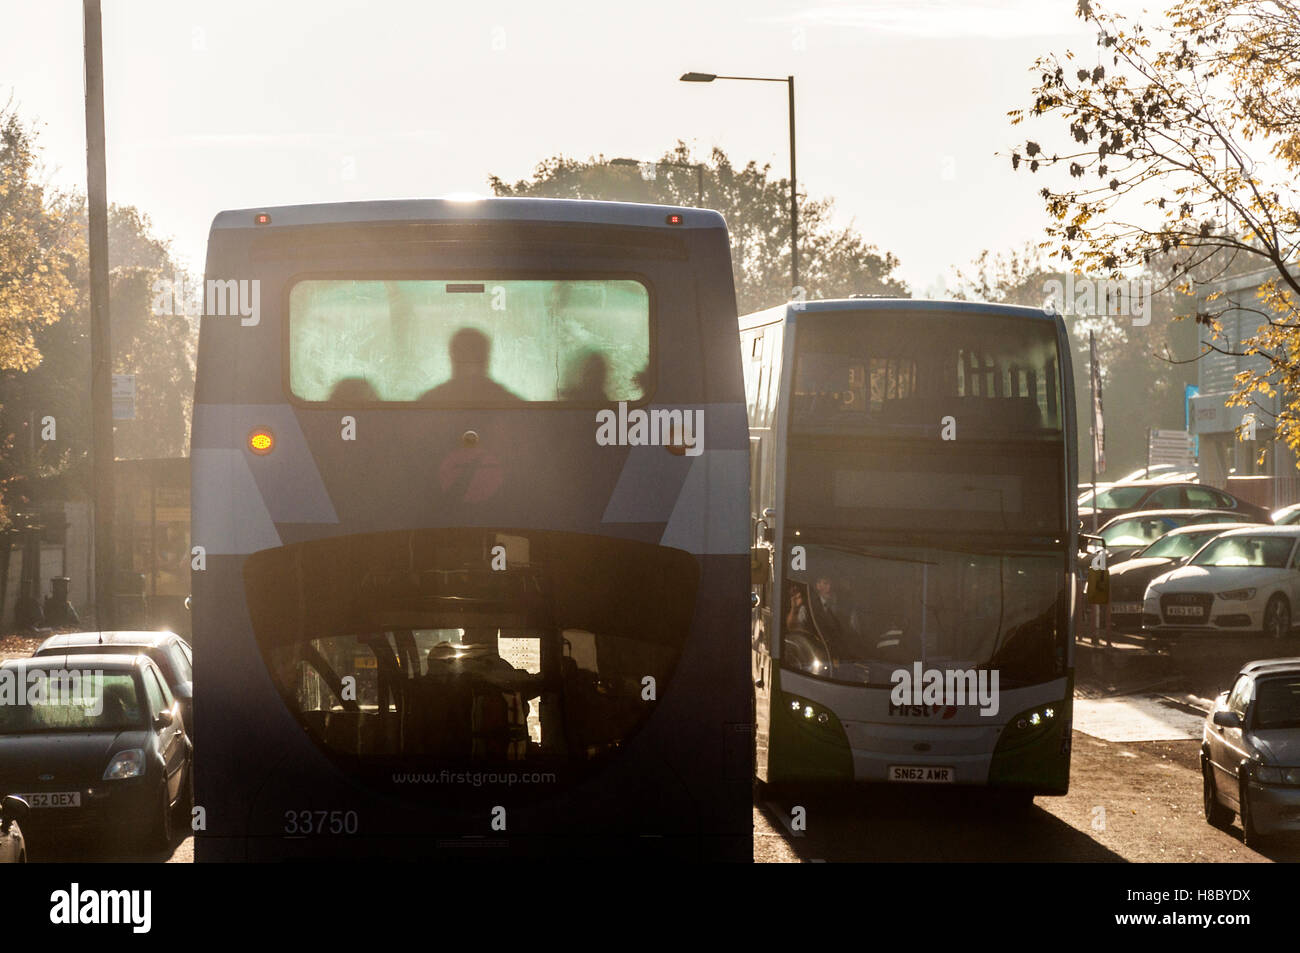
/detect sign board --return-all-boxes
[1148,428,1195,467]
[112,374,135,421]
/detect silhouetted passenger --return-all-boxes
[328,377,381,403]
[418,328,523,403]
[562,352,610,401]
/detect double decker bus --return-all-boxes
[742,298,1077,801]
[191,198,752,859]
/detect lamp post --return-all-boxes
[609,157,705,206]
[681,71,798,292]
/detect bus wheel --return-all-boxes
[1201,756,1232,829]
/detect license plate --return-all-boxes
[1166,605,1204,617]
[18,792,81,808]
[888,765,953,783]
[1111,602,1143,615]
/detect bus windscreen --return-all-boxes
[288,278,651,404]
[791,311,1063,435]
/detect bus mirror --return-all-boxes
[1086,566,1110,605]
[751,547,772,586]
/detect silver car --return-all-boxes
[1202,659,1300,846]
[0,795,29,862]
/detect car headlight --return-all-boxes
[103,749,146,780]
[1216,588,1256,601]
[1251,764,1300,784]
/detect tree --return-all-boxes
[952,242,1200,478]
[1009,0,1300,460]
[0,105,197,531]
[0,107,81,528]
[489,143,908,313]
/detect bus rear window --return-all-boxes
[288,278,651,404]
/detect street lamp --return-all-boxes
[681,71,799,292]
[609,157,705,207]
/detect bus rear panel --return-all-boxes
[192,200,752,859]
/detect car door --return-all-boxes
[1213,675,1254,804]
[143,665,184,803]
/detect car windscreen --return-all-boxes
[1253,676,1300,730]
[1101,516,1178,548]
[1190,535,1295,568]
[0,669,146,733]
[1137,530,1220,560]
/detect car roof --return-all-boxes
[1098,508,1233,529]
[0,652,153,672]
[1159,521,1261,536]
[1207,525,1300,538]
[1240,658,1300,677]
[35,630,180,653]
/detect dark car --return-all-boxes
[1202,658,1300,847]
[1106,522,1261,633]
[1079,481,1271,526]
[0,795,28,862]
[1095,509,1261,566]
[0,654,191,853]
[33,631,192,740]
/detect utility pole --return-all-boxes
[84,0,115,630]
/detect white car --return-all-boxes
[1143,526,1300,639]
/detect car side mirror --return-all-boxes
[751,546,772,586]
[1212,710,1243,729]
[154,709,175,729]
[1,795,30,832]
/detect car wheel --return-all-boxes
[1202,756,1233,829]
[1263,595,1291,641]
[1239,778,1267,849]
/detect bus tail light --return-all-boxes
[248,427,275,455]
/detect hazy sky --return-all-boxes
[1,0,1163,296]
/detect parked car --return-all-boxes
[0,653,191,852]
[1079,481,1270,526]
[1202,658,1300,847]
[1095,509,1255,566]
[1105,522,1261,633]
[1144,526,1300,639]
[33,631,192,740]
[1272,503,1300,526]
[1114,464,1198,484]
[0,795,28,862]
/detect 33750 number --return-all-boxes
[283,809,359,835]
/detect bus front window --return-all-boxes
[780,544,1066,688]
